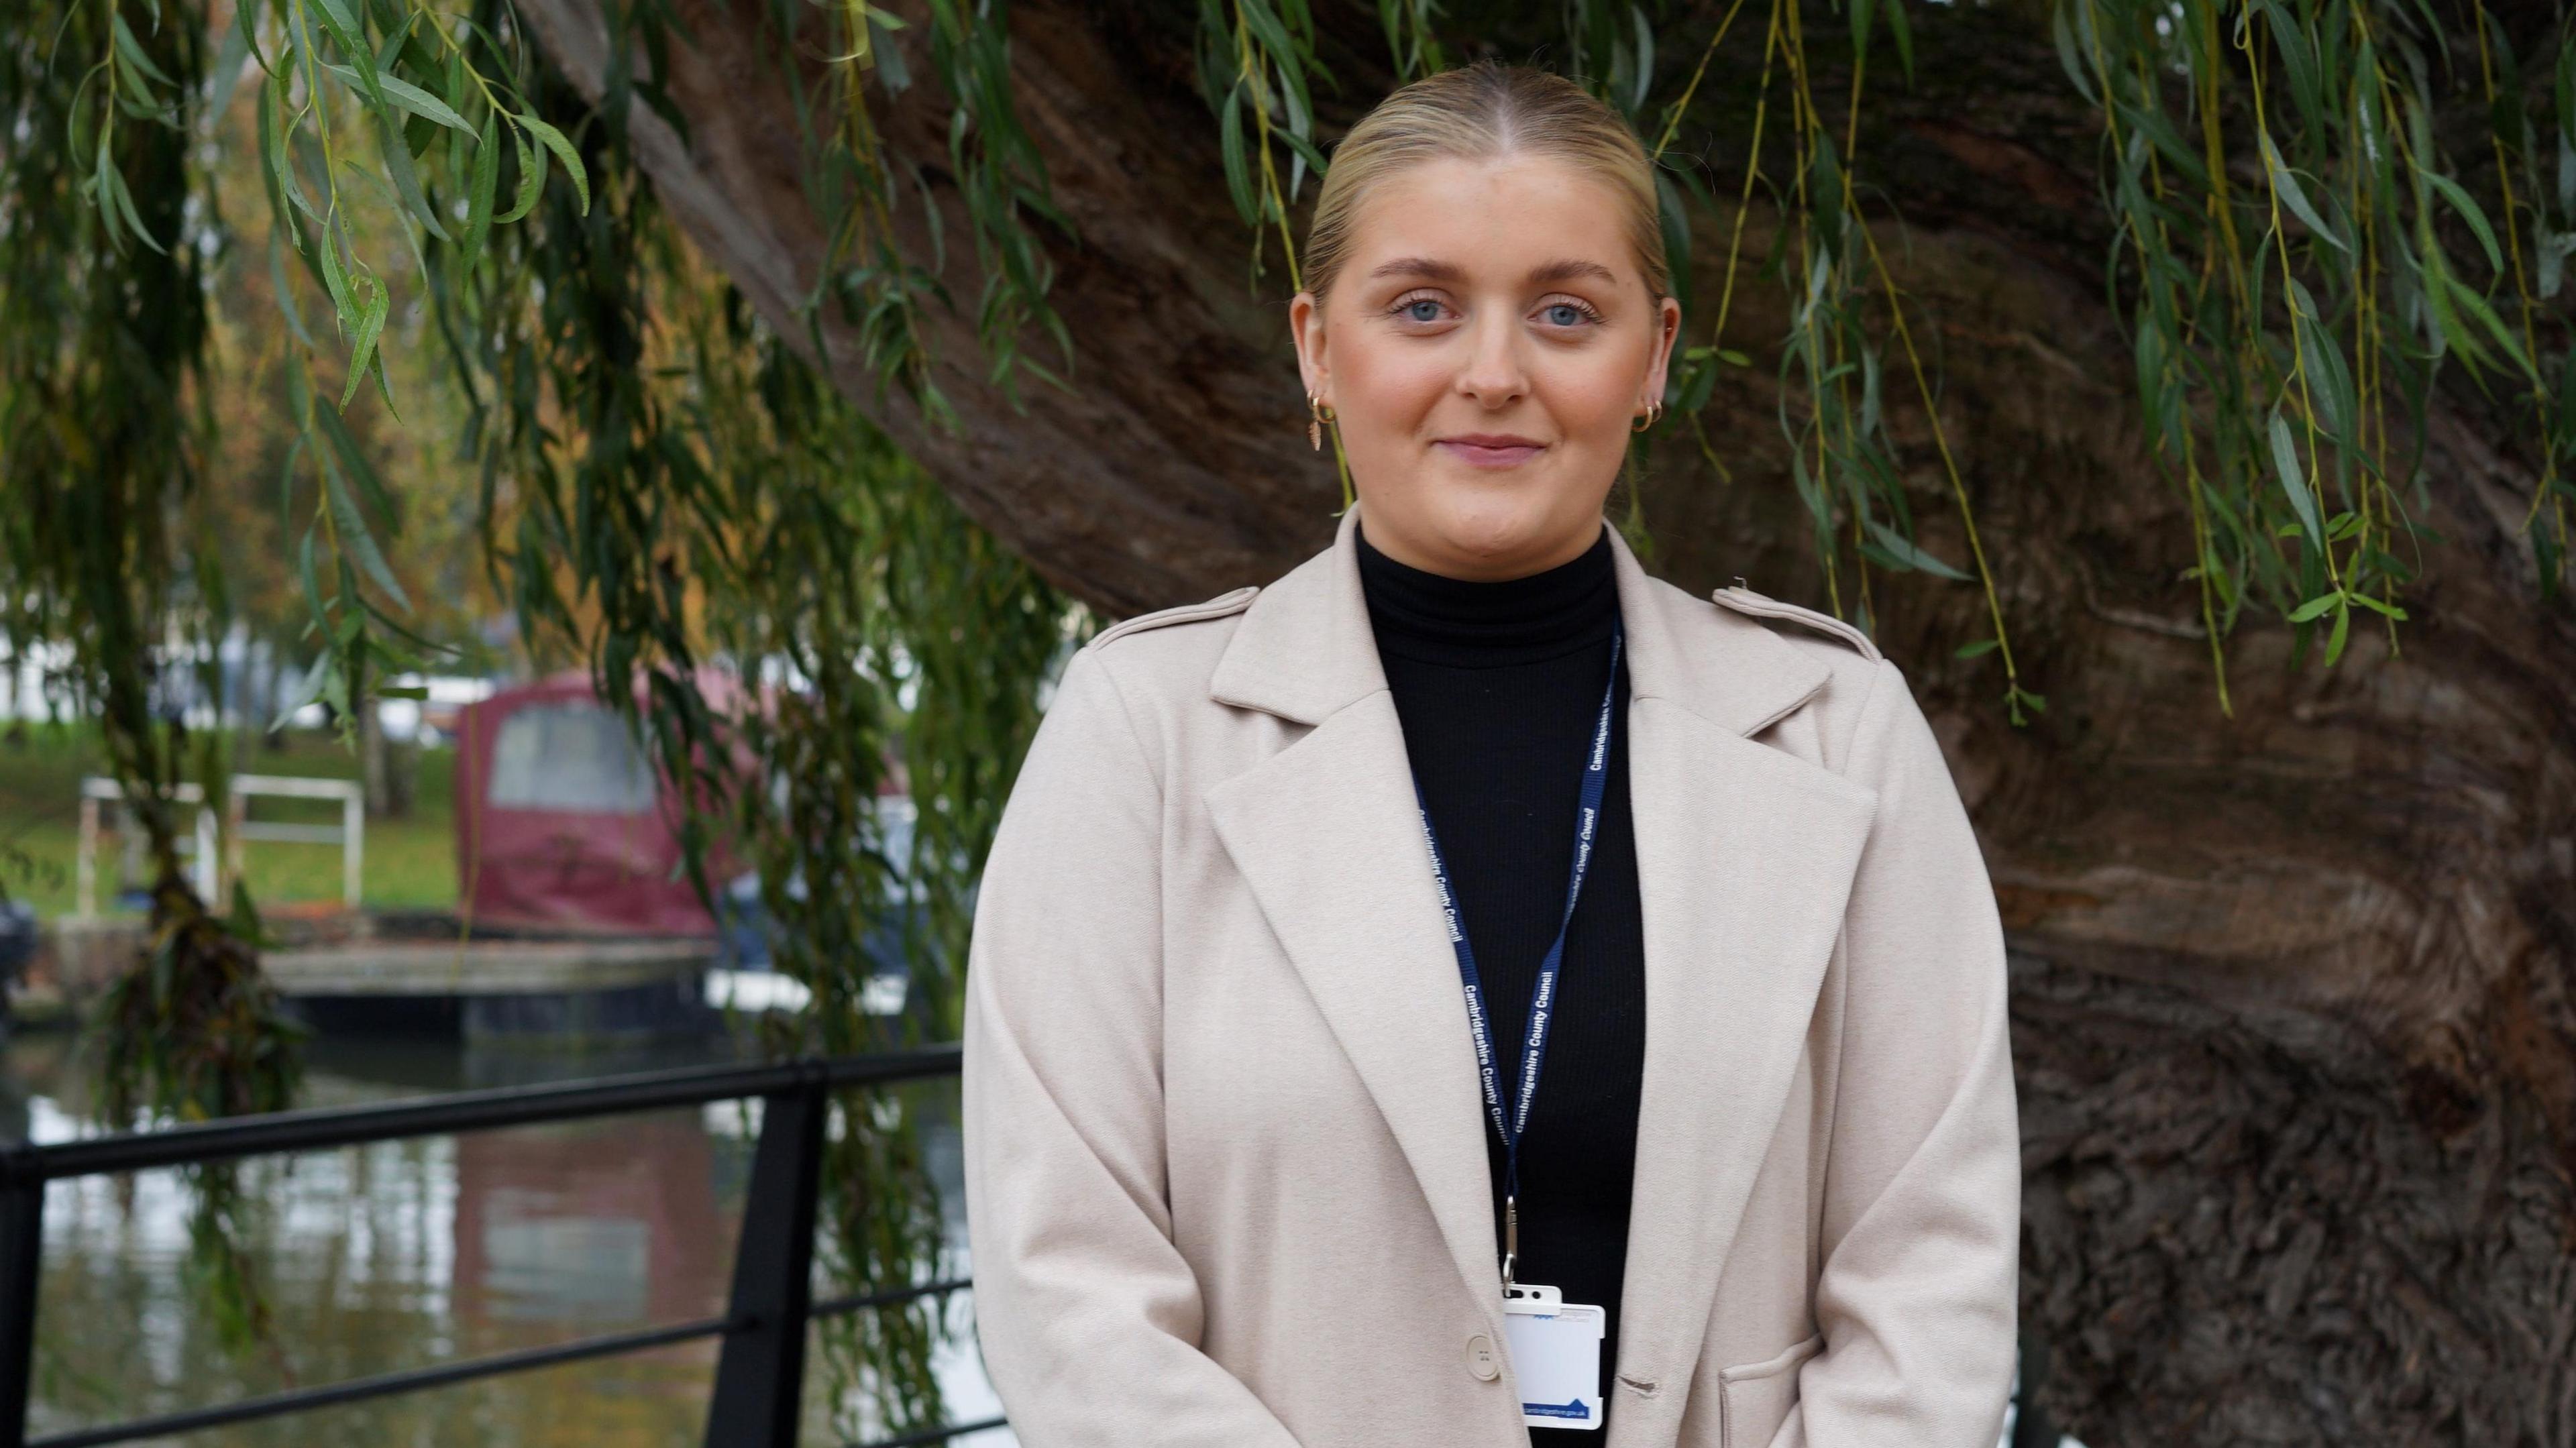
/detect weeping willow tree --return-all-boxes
[5,0,2574,1441]
[1,0,1065,1430]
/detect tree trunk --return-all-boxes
[508,2,2576,1441]
[359,702,415,821]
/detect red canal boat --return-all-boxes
[452,673,731,938]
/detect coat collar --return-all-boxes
[1202,499,1878,1447]
[1210,500,1835,738]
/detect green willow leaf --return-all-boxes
[339,278,389,408]
[315,217,358,332]
[1626,4,1654,114]
[1234,1,1310,117]
[89,135,125,252]
[105,159,168,255]
[2260,129,2347,252]
[1676,352,1720,413]
[305,0,385,114]
[288,121,338,224]
[2422,168,2504,274]
[376,111,451,243]
[2416,226,2480,368]
[206,0,255,123]
[296,522,330,643]
[2288,283,2359,447]
[2322,595,2352,663]
[2267,410,2324,549]
[2112,95,2210,189]
[321,62,471,132]
[2254,0,2325,130]
[2443,271,2537,380]
[2286,590,2343,622]
[309,0,364,38]
[2051,1,2098,106]
[1864,517,1972,579]
[111,12,176,87]
[516,112,590,215]
[1275,127,1329,195]
[496,121,544,225]
[267,232,315,347]
[311,388,399,528]
[260,78,320,223]
[321,457,410,610]
[1218,85,1254,224]
[458,111,499,270]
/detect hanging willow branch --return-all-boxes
[423,5,1067,1431]
[1191,0,2571,724]
[7,0,1069,1425]
[1,0,306,1123]
[2066,0,2575,704]
[1192,0,2045,718]
[1,0,305,1368]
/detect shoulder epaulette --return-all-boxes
[1088,584,1260,649]
[1710,581,1883,663]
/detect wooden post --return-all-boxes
[74,795,98,920]
[341,787,364,912]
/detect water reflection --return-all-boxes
[1,1033,1009,1447]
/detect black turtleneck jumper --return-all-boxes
[1356,518,1646,1440]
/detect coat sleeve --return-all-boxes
[1780,657,2021,1448]
[962,645,1305,1448]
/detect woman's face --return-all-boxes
[1291,152,1681,581]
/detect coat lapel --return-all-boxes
[1205,504,1506,1330]
[1204,504,1880,1439]
[1204,692,1506,1327]
[1605,538,1880,1448]
[1611,699,1877,1448]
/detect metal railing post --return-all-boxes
[2010,1327,2056,1448]
[704,1069,830,1448]
[1,1171,44,1448]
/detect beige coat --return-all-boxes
[962,502,2019,1448]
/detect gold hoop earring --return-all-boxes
[1307,392,1335,451]
[1631,400,1663,433]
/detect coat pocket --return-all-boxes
[1717,1333,1823,1448]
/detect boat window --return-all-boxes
[486,702,657,814]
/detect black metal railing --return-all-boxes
[0,1048,1002,1448]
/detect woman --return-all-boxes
[962,60,2018,1448]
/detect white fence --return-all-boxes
[75,774,366,917]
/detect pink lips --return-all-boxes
[1434,433,1546,468]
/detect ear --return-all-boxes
[1642,295,1682,408]
[1289,290,1330,404]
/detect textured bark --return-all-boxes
[505,2,2576,1441]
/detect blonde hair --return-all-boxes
[1302,60,1670,304]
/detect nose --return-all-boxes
[1454,309,1529,408]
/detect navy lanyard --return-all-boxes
[1410,617,1622,1288]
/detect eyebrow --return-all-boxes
[1366,256,1621,287]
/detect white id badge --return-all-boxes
[1501,1284,1606,1431]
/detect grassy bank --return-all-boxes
[0,723,458,922]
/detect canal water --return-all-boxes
[0,1031,1012,1447]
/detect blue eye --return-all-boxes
[1405,299,1443,323]
[1545,302,1588,327]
